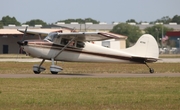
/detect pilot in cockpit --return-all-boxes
[69,40,75,47]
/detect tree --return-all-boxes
[84,18,99,24]
[23,19,47,26]
[110,23,142,47]
[144,24,173,45]
[1,15,21,26]
[171,15,180,24]
[0,21,3,28]
[153,16,172,24]
[57,18,99,24]
[126,19,137,23]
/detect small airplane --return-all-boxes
[17,27,159,74]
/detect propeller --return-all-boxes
[16,27,28,62]
[17,26,28,54]
[17,26,28,46]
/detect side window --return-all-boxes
[52,34,59,42]
[76,41,85,48]
[102,41,110,48]
[61,38,69,45]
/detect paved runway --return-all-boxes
[0,73,180,78]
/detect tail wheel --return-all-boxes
[144,61,154,73]
[149,68,154,73]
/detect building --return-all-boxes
[158,31,180,54]
[1,22,180,54]
[0,29,23,54]
[166,31,180,48]
[0,27,127,54]
[94,34,127,50]
[0,28,70,54]
[55,22,180,31]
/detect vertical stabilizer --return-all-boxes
[123,34,159,59]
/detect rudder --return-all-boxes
[123,34,159,59]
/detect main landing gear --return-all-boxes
[33,59,46,74]
[144,61,154,73]
[50,58,63,74]
[33,58,63,74]
[34,37,74,74]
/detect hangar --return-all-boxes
[0,27,127,54]
[0,29,25,54]
[0,28,71,54]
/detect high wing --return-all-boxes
[56,32,126,41]
[17,29,50,36]
[17,29,126,41]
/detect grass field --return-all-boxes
[0,62,180,74]
[0,61,180,109]
[0,54,31,59]
[0,78,180,110]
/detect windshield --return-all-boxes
[44,32,58,42]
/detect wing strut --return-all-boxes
[54,37,76,59]
[50,37,76,74]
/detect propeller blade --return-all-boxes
[21,26,28,41]
[17,26,28,56]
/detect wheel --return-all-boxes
[149,68,154,73]
[51,71,58,74]
[34,71,41,74]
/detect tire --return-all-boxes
[51,71,58,74]
[34,71,40,74]
[149,68,154,73]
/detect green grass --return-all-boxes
[0,62,180,74]
[0,62,180,109]
[0,54,31,59]
[159,54,180,58]
[0,78,180,110]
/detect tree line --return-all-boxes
[126,15,180,24]
[0,15,180,28]
[0,16,101,28]
[0,15,179,47]
[111,23,173,47]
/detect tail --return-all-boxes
[123,34,159,62]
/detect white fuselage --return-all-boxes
[22,40,134,63]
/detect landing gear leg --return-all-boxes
[144,61,154,73]
[50,58,63,74]
[33,59,46,74]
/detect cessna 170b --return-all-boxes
[17,28,159,74]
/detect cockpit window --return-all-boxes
[60,38,75,47]
[61,38,69,45]
[60,38,84,48]
[76,41,85,48]
[44,32,58,42]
